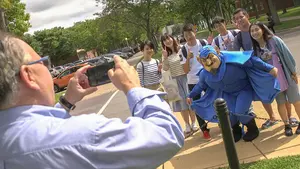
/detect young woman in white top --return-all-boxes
[161,34,198,138]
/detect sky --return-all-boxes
[21,0,103,34]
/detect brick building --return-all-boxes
[235,0,297,17]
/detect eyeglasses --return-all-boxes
[15,56,50,76]
[26,56,50,67]
[233,15,245,22]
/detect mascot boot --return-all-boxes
[232,123,242,142]
[243,119,259,142]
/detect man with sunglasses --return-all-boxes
[0,32,183,169]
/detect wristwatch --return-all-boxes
[59,95,76,111]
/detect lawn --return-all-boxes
[274,18,300,31]
[279,6,300,18]
[250,6,300,22]
[221,155,300,169]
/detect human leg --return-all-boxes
[276,92,293,136]
[261,103,278,129]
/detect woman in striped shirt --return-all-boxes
[136,41,163,90]
[161,34,197,138]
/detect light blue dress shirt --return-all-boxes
[0,88,184,169]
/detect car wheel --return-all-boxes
[54,84,60,93]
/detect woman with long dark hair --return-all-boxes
[161,34,210,139]
[250,22,300,136]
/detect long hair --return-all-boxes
[160,34,179,56]
[249,22,274,56]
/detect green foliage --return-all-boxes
[1,0,31,36]
[96,0,177,50]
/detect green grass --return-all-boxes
[250,6,300,23]
[279,6,300,18]
[220,155,300,169]
[55,91,66,103]
[274,18,300,31]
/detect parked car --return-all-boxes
[73,60,84,65]
[121,46,134,54]
[102,53,129,60]
[49,68,60,78]
[53,66,64,73]
[53,64,87,93]
[82,57,106,66]
[63,63,75,69]
[114,51,133,58]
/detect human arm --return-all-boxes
[188,71,207,99]
[162,53,170,71]
[274,36,296,74]
[64,88,183,169]
[45,88,184,169]
[231,36,241,51]
[182,48,192,74]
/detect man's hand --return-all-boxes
[269,67,278,77]
[108,56,141,94]
[186,98,193,105]
[64,65,98,105]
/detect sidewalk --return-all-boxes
[160,95,300,169]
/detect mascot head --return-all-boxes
[198,45,221,74]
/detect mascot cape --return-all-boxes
[191,50,280,122]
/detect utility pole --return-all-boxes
[0,8,8,32]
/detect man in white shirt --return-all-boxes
[211,16,239,51]
[181,23,211,140]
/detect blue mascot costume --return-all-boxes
[188,45,280,142]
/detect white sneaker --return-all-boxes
[185,124,192,133]
[191,123,199,132]
[184,124,193,139]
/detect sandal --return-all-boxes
[289,117,299,128]
[261,119,278,129]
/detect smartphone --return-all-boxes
[86,63,114,87]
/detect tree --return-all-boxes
[33,27,75,65]
[267,0,280,25]
[95,0,175,50]
[0,0,31,36]
[22,34,43,55]
[176,0,216,31]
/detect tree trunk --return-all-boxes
[251,0,259,19]
[0,9,7,32]
[267,0,280,25]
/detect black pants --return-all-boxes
[188,84,208,132]
[268,26,276,34]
